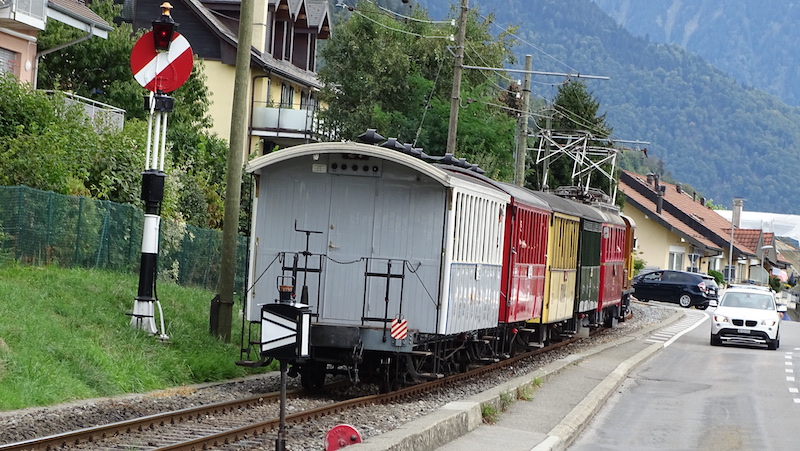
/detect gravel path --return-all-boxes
[0,302,676,450]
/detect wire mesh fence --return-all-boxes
[0,185,246,291]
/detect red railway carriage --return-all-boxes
[621,215,637,303]
[497,182,551,324]
[598,207,628,318]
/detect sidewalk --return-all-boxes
[350,311,682,451]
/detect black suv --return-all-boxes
[632,270,717,309]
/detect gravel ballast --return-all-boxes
[0,302,677,449]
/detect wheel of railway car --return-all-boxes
[300,363,327,392]
[379,359,402,393]
[603,312,615,328]
[619,303,630,323]
[511,332,529,356]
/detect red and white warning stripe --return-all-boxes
[390,318,408,340]
[131,32,193,93]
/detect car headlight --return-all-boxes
[761,319,777,326]
[714,314,729,323]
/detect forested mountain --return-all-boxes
[594,0,800,107]
[412,0,800,214]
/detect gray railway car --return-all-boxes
[242,142,509,387]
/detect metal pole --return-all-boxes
[276,360,288,451]
[445,0,469,156]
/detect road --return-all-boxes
[570,303,800,450]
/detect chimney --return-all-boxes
[646,172,654,186]
[676,183,682,193]
[700,196,705,206]
[657,185,665,214]
[732,198,744,228]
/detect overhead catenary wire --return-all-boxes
[364,0,455,25]
[352,10,453,39]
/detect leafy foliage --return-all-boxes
[320,1,519,180]
[14,0,229,228]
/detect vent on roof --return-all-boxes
[676,183,682,193]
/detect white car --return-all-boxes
[710,287,786,350]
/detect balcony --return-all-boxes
[251,102,327,145]
[43,90,125,132]
[0,0,48,30]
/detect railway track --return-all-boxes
[0,336,583,451]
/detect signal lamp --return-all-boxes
[152,2,177,52]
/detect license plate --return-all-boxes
[738,329,750,334]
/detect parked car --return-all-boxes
[632,269,717,309]
[710,287,785,350]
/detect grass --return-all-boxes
[481,404,500,424]
[0,263,268,411]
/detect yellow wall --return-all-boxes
[252,2,269,54]
[203,61,239,142]
[622,206,675,270]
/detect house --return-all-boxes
[1,0,112,85]
[618,170,789,284]
[124,0,331,154]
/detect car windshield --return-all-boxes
[720,292,775,310]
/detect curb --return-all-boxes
[351,310,683,451]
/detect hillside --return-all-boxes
[594,0,800,107]
[413,0,800,214]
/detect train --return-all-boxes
[236,137,636,392]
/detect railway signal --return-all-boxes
[128,3,192,339]
[262,280,311,451]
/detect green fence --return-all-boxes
[0,185,247,291]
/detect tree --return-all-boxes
[0,72,145,200]
[318,1,519,180]
[34,0,229,228]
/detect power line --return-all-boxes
[352,11,453,39]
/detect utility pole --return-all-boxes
[212,0,255,341]
[445,0,469,156]
[514,55,532,187]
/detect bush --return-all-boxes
[708,269,724,286]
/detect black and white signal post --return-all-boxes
[128,2,193,338]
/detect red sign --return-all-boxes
[130,31,193,93]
